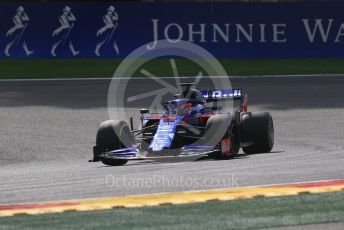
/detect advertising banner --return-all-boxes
[0,2,344,58]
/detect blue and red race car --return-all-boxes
[91,83,274,166]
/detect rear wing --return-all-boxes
[201,89,248,112]
[201,89,242,101]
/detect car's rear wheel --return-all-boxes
[241,112,274,154]
[96,120,133,166]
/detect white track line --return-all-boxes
[0,74,344,82]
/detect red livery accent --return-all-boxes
[199,114,212,124]
[241,93,248,112]
[294,180,344,188]
[221,138,231,156]
[147,116,161,120]
[163,116,177,122]
[0,202,80,211]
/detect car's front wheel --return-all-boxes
[96,120,133,166]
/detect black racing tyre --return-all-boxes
[96,120,133,166]
[241,112,274,154]
[206,114,240,159]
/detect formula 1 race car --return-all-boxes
[91,83,274,166]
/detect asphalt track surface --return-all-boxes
[0,76,344,205]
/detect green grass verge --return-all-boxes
[1,59,344,79]
[1,192,344,230]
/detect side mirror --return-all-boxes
[140,109,149,115]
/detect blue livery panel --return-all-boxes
[148,116,183,152]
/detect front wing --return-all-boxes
[93,145,218,162]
